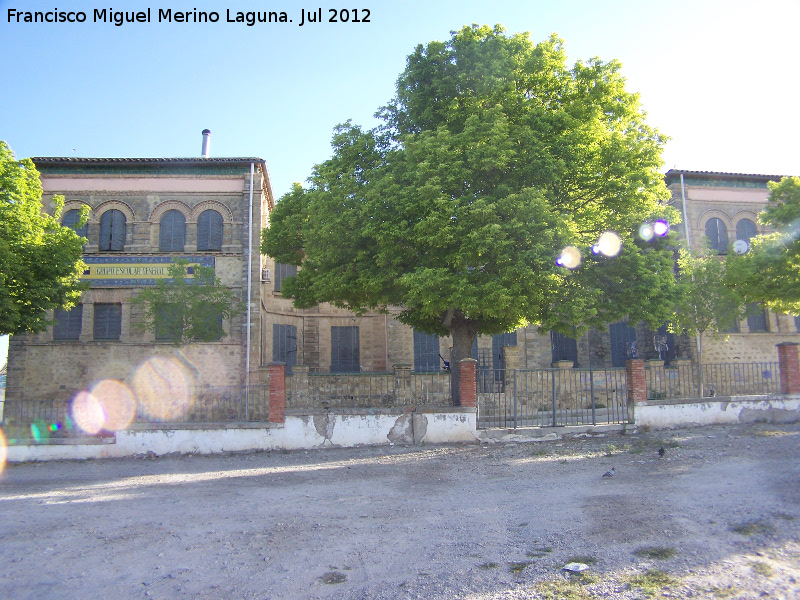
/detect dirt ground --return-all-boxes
[1,422,799,600]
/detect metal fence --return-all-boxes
[477,368,629,429]
[2,385,270,442]
[285,371,452,410]
[645,362,780,400]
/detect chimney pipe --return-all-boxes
[201,129,211,158]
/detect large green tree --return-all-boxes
[670,250,745,396]
[0,141,87,335]
[725,176,800,315]
[132,260,244,345]
[263,25,678,400]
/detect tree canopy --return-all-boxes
[0,141,87,335]
[725,176,800,315]
[132,260,244,345]
[262,25,679,395]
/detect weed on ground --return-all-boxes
[633,546,677,560]
[627,569,680,598]
[535,577,592,600]
[319,571,346,584]
[750,560,773,577]
[729,519,776,536]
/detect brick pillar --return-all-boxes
[268,362,286,424]
[626,359,645,423]
[777,343,800,395]
[458,358,477,408]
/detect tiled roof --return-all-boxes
[32,157,265,165]
[664,169,788,182]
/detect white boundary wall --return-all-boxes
[635,395,800,429]
[6,396,800,463]
[6,410,478,462]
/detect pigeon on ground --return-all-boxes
[658,447,665,458]
[602,467,615,478]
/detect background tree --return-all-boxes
[725,176,800,315]
[671,249,746,396]
[0,141,87,335]
[263,25,679,401]
[132,260,244,345]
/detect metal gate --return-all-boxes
[477,368,629,429]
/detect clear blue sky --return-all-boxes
[1,0,798,368]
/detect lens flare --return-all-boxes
[597,231,622,257]
[132,357,193,421]
[557,246,582,269]
[0,429,7,475]
[72,391,107,435]
[654,221,669,236]
[639,223,654,241]
[90,380,136,431]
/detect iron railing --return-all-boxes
[645,362,780,400]
[477,368,629,429]
[2,385,271,442]
[285,371,452,409]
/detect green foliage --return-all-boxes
[262,25,679,386]
[0,141,88,335]
[672,249,745,339]
[132,260,244,345]
[725,176,800,315]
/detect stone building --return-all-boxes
[664,169,800,363]
[5,152,272,408]
[8,159,799,417]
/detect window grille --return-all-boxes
[610,320,637,367]
[551,331,577,366]
[274,263,297,292]
[736,219,757,244]
[53,305,83,340]
[705,218,728,254]
[155,304,183,341]
[197,210,223,251]
[159,210,186,252]
[746,303,769,332]
[98,210,126,251]
[331,326,359,372]
[273,324,298,374]
[413,330,440,371]
[62,209,88,239]
[93,303,122,340]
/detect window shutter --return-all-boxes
[736,219,757,244]
[208,211,222,251]
[413,330,440,371]
[99,211,112,251]
[159,210,185,251]
[94,303,122,340]
[62,209,88,238]
[110,210,126,251]
[197,210,222,251]
[54,305,83,340]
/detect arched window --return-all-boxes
[705,218,728,254]
[98,209,126,251]
[159,210,186,251]
[62,209,88,238]
[197,209,223,251]
[736,219,757,244]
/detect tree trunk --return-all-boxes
[696,332,704,398]
[446,315,480,406]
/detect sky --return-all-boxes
[1,0,799,368]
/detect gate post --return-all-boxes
[777,343,800,394]
[268,362,286,424]
[626,359,645,424]
[458,358,477,408]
